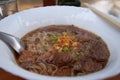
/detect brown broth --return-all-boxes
[16,25,110,76]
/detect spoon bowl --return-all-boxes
[0,32,25,54]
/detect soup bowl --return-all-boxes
[0,6,120,80]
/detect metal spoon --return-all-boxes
[0,31,25,54]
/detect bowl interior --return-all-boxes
[0,6,120,80]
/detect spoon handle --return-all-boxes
[0,32,24,54]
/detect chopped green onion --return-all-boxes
[63,47,69,52]
[43,45,47,49]
[77,72,85,76]
[49,34,57,42]
[75,52,80,55]
[96,36,101,40]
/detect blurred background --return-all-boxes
[0,0,120,19]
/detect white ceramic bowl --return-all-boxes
[0,6,120,80]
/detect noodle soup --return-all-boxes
[17,25,110,76]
